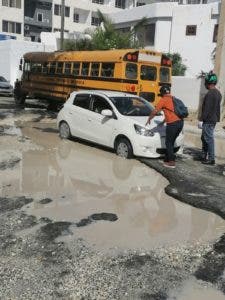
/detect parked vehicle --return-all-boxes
[57,90,183,159]
[0,76,13,96]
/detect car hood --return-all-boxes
[127,115,165,132]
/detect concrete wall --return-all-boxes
[169,4,218,77]
[171,76,205,111]
[0,39,54,85]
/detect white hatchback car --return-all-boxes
[57,90,183,159]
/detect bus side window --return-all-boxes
[49,62,56,74]
[56,62,63,74]
[91,63,100,77]
[125,63,137,79]
[72,62,80,76]
[140,65,156,81]
[101,63,114,77]
[64,63,72,75]
[81,62,90,76]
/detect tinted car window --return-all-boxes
[92,95,112,114]
[73,94,91,109]
[110,96,154,116]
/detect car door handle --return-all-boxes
[88,118,92,121]
[69,112,73,115]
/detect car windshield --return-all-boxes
[109,96,154,116]
[0,76,7,82]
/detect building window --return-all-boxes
[187,0,201,3]
[186,25,197,36]
[213,24,218,43]
[91,16,100,26]
[54,4,70,17]
[92,0,104,3]
[73,13,79,23]
[2,20,21,34]
[115,0,126,9]
[2,0,21,8]
[53,28,69,33]
[37,13,43,22]
[65,6,70,17]
[136,2,145,6]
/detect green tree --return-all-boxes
[63,10,148,51]
[166,53,187,76]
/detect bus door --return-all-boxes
[22,60,31,82]
[138,64,157,104]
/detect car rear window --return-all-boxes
[73,94,91,109]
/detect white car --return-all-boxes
[57,90,183,159]
[0,76,13,96]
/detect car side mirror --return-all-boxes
[101,109,113,117]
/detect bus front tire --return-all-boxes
[59,121,71,139]
[115,137,133,159]
[14,95,26,106]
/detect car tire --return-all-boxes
[115,137,133,159]
[59,121,71,139]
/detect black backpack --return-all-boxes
[172,96,189,119]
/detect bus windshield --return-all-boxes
[110,96,154,116]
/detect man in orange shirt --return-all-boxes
[146,85,183,168]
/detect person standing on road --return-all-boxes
[199,72,221,165]
[145,85,184,169]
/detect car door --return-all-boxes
[69,93,92,140]
[88,95,117,147]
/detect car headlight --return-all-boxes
[134,124,154,136]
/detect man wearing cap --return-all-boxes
[199,72,221,165]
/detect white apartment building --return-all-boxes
[0,0,24,40]
[109,1,220,76]
[52,0,122,34]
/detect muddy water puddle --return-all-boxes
[1,122,225,252]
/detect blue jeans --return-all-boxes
[201,123,216,161]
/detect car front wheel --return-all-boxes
[115,137,133,159]
[59,121,71,139]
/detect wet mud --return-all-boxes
[1,97,225,299]
[141,148,225,220]
[76,213,118,227]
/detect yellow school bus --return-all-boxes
[14,49,172,106]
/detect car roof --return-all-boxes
[69,90,137,98]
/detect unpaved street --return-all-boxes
[1,96,225,299]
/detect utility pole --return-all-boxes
[60,0,65,50]
[214,0,225,117]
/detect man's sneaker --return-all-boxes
[163,161,176,169]
[201,160,215,165]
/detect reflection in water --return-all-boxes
[0,126,225,250]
